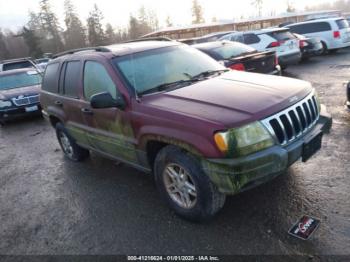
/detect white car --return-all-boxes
[286,17,350,53]
[220,28,301,69]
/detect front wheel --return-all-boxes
[55,122,89,162]
[154,145,226,222]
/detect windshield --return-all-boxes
[113,45,225,95]
[336,19,349,29]
[268,30,295,41]
[0,71,42,90]
[210,42,256,59]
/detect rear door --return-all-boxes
[80,60,139,164]
[59,60,90,146]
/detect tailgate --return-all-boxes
[235,51,276,74]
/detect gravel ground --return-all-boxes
[0,48,349,256]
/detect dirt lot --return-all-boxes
[0,49,349,256]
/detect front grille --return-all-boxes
[261,92,320,145]
[12,95,39,106]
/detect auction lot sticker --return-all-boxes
[288,215,320,240]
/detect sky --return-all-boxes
[0,0,336,31]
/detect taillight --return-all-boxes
[267,41,280,48]
[230,63,245,71]
[333,31,341,38]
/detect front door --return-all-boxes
[80,60,139,164]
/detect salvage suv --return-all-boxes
[40,40,332,221]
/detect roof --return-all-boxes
[52,40,181,61]
[287,16,346,26]
[0,68,39,77]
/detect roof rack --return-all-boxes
[53,47,111,59]
[125,37,173,43]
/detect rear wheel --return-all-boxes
[321,42,328,55]
[154,145,226,222]
[55,122,89,162]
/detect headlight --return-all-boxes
[214,121,275,157]
[0,100,12,108]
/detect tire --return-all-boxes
[55,122,89,162]
[154,145,226,222]
[328,49,338,54]
[321,42,328,55]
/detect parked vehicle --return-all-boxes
[293,33,324,60]
[286,17,350,53]
[0,68,42,125]
[179,31,233,45]
[35,58,51,71]
[40,41,332,221]
[193,41,281,75]
[0,58,38,72]
[220,28,301,69]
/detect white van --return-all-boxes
[286,17,350,53]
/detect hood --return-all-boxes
[0,85,40,100]
[142,71,312,128]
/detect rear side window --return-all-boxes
[3,61,34,71]
[243,33,260,44]
[336,19,349,29]
[63,61,80,98]
[42,63,60,93]
[83,61,117,101]
[268,31,295,41]
[289,22,332,34]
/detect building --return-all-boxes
[143,10,342,40]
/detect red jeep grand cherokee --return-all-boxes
[40,40,332,221]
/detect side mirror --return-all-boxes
[90,92,126,110]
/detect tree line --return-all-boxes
[0,0,164,59]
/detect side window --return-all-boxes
[243,33,260,44]
[83,61,118,101]
[63,61,80,98]
[42,63,60,93]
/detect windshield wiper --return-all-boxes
[138,79,197,96]
[190,69,229,80]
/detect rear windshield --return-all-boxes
[268,31,295,41]
[3,61,35,71]
[209,42,256,60]
[0,71,42,90]
[336,19,349,29]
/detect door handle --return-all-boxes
[81,108,93,115]
[54,100,63,106]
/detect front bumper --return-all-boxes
[0,103,41,122]
[278,52,302,67]
[202,106,332,195]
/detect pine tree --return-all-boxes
[105,23,116,44]
[191,0,205,24]
[64,0,86,49]
[19,27,43,58]
[166,16,173,27]
[0,29,9,59]
[87,4,106,46]
[39,0,64,53]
